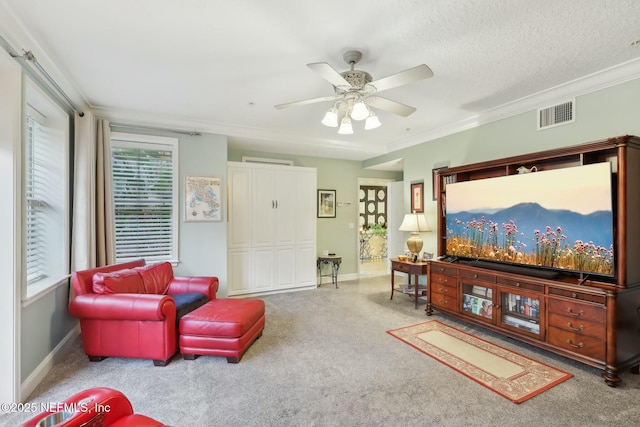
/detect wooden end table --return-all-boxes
[390,258,428,309]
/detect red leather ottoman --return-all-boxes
[179,298,265,363]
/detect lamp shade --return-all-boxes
[321,107,339,127]
[338,116,353,134]
[399,213,431,256]
[364,111,381,130]
[398,213,431,232]
[350,99,370,121]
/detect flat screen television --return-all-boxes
[444,162,615,279]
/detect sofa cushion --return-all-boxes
[135,262,174,295]
[170,293,208,325]
[92,269,145,294]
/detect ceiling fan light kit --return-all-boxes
[364,111,381,130]
[275,50,434,134]
[321,107,339,127]
[337,116,354,135]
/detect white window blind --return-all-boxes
[25,114,47,283]
[111,135,178,262]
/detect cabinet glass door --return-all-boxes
[461,283,494,322]
[499,289,543,338]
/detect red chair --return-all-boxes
[69,259,218,366]
[20,387,165,427]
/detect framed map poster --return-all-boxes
[185,176,222,222]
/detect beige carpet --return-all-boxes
[388,320,573,403]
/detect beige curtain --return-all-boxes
[71,115,115,280]
[95,119,115,267]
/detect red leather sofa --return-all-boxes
[20,387,165,427]
[69,259,218,366]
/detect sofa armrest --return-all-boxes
[167,276,218,300]
[69,293,175,321]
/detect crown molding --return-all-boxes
[387,57,640,153]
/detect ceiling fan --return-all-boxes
[274,50,434,134]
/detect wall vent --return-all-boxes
[537,99,575,130]
[241,156,293,166]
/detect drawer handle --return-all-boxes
[439,278,448,284]
[494,304,500,309]
[438,299,448,305]
[566,322,584,332]
[566,338,584,349]
[571,292,577,298]
[473,274,478,279]
[515,282,520,287]
[566,307,584,317]
[439,267,445,272]
[439,287,448,294]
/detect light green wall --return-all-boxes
[364,77,640,255]
[178,133,228,294]
[227,150,402,275]
[118,128,229,294]
[21,288,76,381]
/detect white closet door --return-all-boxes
[252,168,277,247]
[274,169,296,246]
[228,166,252,248]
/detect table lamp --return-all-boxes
[399,212,431,258]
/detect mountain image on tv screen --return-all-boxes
[445,162,614,276]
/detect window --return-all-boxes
[110,133,179,263]
[24,80,70,298]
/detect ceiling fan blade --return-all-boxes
[367,64,433,93]
[274,95,338,110]
[367,96,417,117]
[307,62,351,88]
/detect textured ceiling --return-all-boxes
[2,0,640,167]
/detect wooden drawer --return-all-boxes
[430,288,457,311]
[460,269,495,284]
[547,298,605,323]
[548,312,606,340]
[431,279,456,296]
[431,264,457,276]
[548,326,606,361]
[392,262,412,273]
[548,287,606,304]
[431,273,456,288]
[496,276,544,293]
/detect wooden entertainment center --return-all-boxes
[427,135,640,386]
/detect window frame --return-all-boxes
[22,78,70,302]
[110,132,180,264]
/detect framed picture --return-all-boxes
[185,176,222,222]
[317,189,336,218]
[411,182,424,213]
[422,252,434,261]
[432,166,448,200]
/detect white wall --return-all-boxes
[0,50,22,403]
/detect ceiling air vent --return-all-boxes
[537,99,575,130]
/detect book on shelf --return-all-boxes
[471,285,487,297]
[505,294,540,319]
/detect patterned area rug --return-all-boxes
[387,320,573,403]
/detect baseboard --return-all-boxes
[21,323,80,400]
[339,273,358,282]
